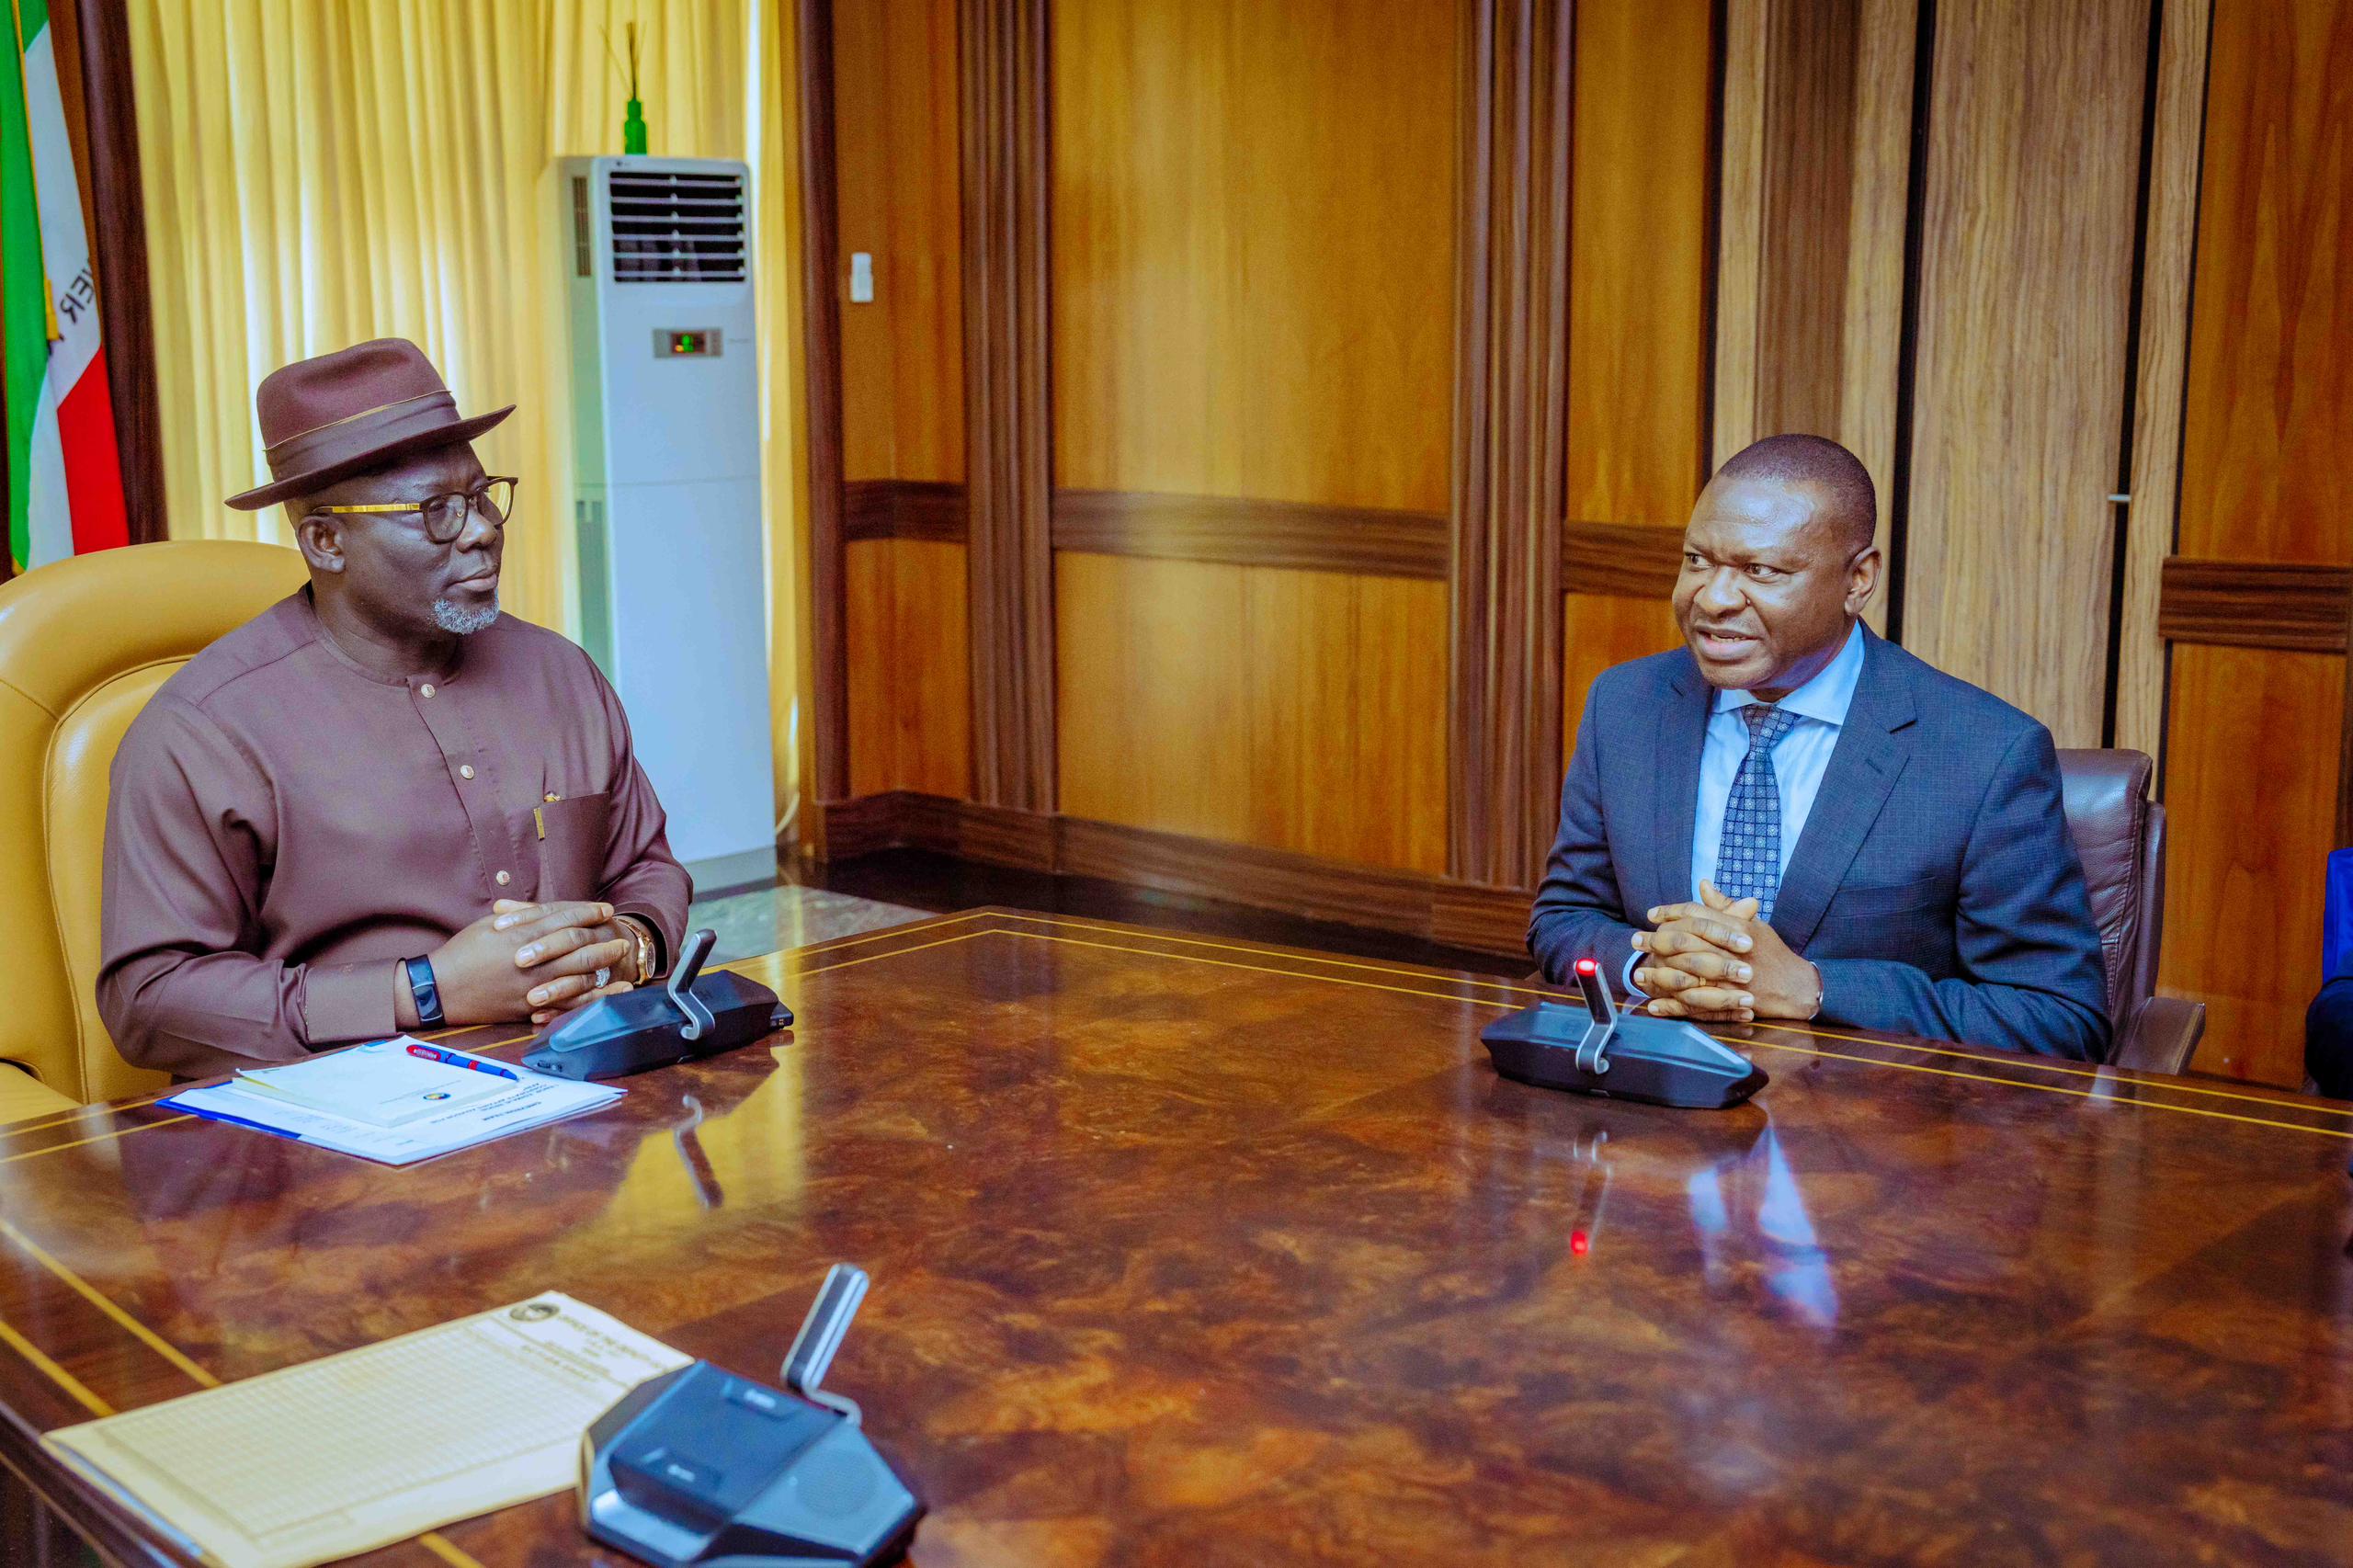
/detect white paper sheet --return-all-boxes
[236,1038,512,1126]
[165,1048,622,1165]
[47,1292,690,1568]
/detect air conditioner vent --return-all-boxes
[607,169,746,283]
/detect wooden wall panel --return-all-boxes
[1050,0,1456,513]
[1047,0,1457,869]
[2158,560,2349,653]
[1555,0,1715,828]
[962,0,1056,810]
[1053,491,1447,579]
[1712,0,1913,630]
[2174,0,2353,568]
[846,540,973,800]
[1450,0,1574,889]
[1900,0,2151,749]
[833,0,964,486]
[1056,555,1449,876]
[1563,594,1684,767]
[2162,648,2342,1085]
[2112,0,2213,759]
[2160,0,2353,1085]
[800,0,851,805]
[831,0,971,806]
[1564,0,1714,528]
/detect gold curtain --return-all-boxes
[127,0,810,834]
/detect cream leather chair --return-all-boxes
[0,540,311,1119]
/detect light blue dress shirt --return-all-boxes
[1627,622,1866,994]
[1689,620,1867,903]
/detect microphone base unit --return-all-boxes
[523,926,793,1081]
[1482,1000,1769,1109]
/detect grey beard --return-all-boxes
[430,596,500,635]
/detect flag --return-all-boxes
[5,0,127,574]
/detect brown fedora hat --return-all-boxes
[225,337,514,511]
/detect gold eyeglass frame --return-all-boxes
[308,476,519,543]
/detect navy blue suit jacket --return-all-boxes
[1529,627,2111,1060]
[2305,977,2353,1100]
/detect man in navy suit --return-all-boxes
[1529,435,2110,1060]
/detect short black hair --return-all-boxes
[1714,434,1876,551]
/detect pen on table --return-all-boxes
[407,1043,519,1081]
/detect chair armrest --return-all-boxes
[2108,996,2206,1077]
[0,1063,76,1125]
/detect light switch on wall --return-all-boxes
[849,252,875,303]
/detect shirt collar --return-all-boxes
[1711,621,1866,725]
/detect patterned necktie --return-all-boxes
[1715,704,1800,924]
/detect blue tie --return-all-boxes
[1716,704,1799,924]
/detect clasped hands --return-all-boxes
[1630,880,1823,1025]
[411,899,643,1028]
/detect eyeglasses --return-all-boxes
[310,477,517,545]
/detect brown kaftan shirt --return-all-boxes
[97,589,692,1078]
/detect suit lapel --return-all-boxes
[1771,630,1917,951]
[1651,653,1712,915]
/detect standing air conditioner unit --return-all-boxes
[551,155,774,892]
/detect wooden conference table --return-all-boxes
[1,908,2349,1566]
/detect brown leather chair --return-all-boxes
[0,540,312,1118]
[2058,748,2204,1074]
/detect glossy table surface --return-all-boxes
[2,909,2350,1567]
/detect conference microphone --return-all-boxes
[579,1265,923,1566]
[1480,957,1768,1109]
[523,927,793,1080]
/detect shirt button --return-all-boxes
[459,765,476,779]
[419,683,436,699]
[494,870,511,886]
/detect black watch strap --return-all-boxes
[404,955,446,1029]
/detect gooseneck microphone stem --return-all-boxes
[666,927,718,1041]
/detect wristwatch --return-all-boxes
[617,915,662,984]
[404,955,447,1028]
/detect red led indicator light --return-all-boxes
[1571,1230,1590,1256]
[1574,958,1597,977]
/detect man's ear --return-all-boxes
[1845,543,1882,617]
[294,510,347,574]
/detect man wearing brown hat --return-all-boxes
[97,338,692,1077]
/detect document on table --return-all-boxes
[163,1041,622,1165]
[236,1038,512,1126]
[45,1291,691,1568]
